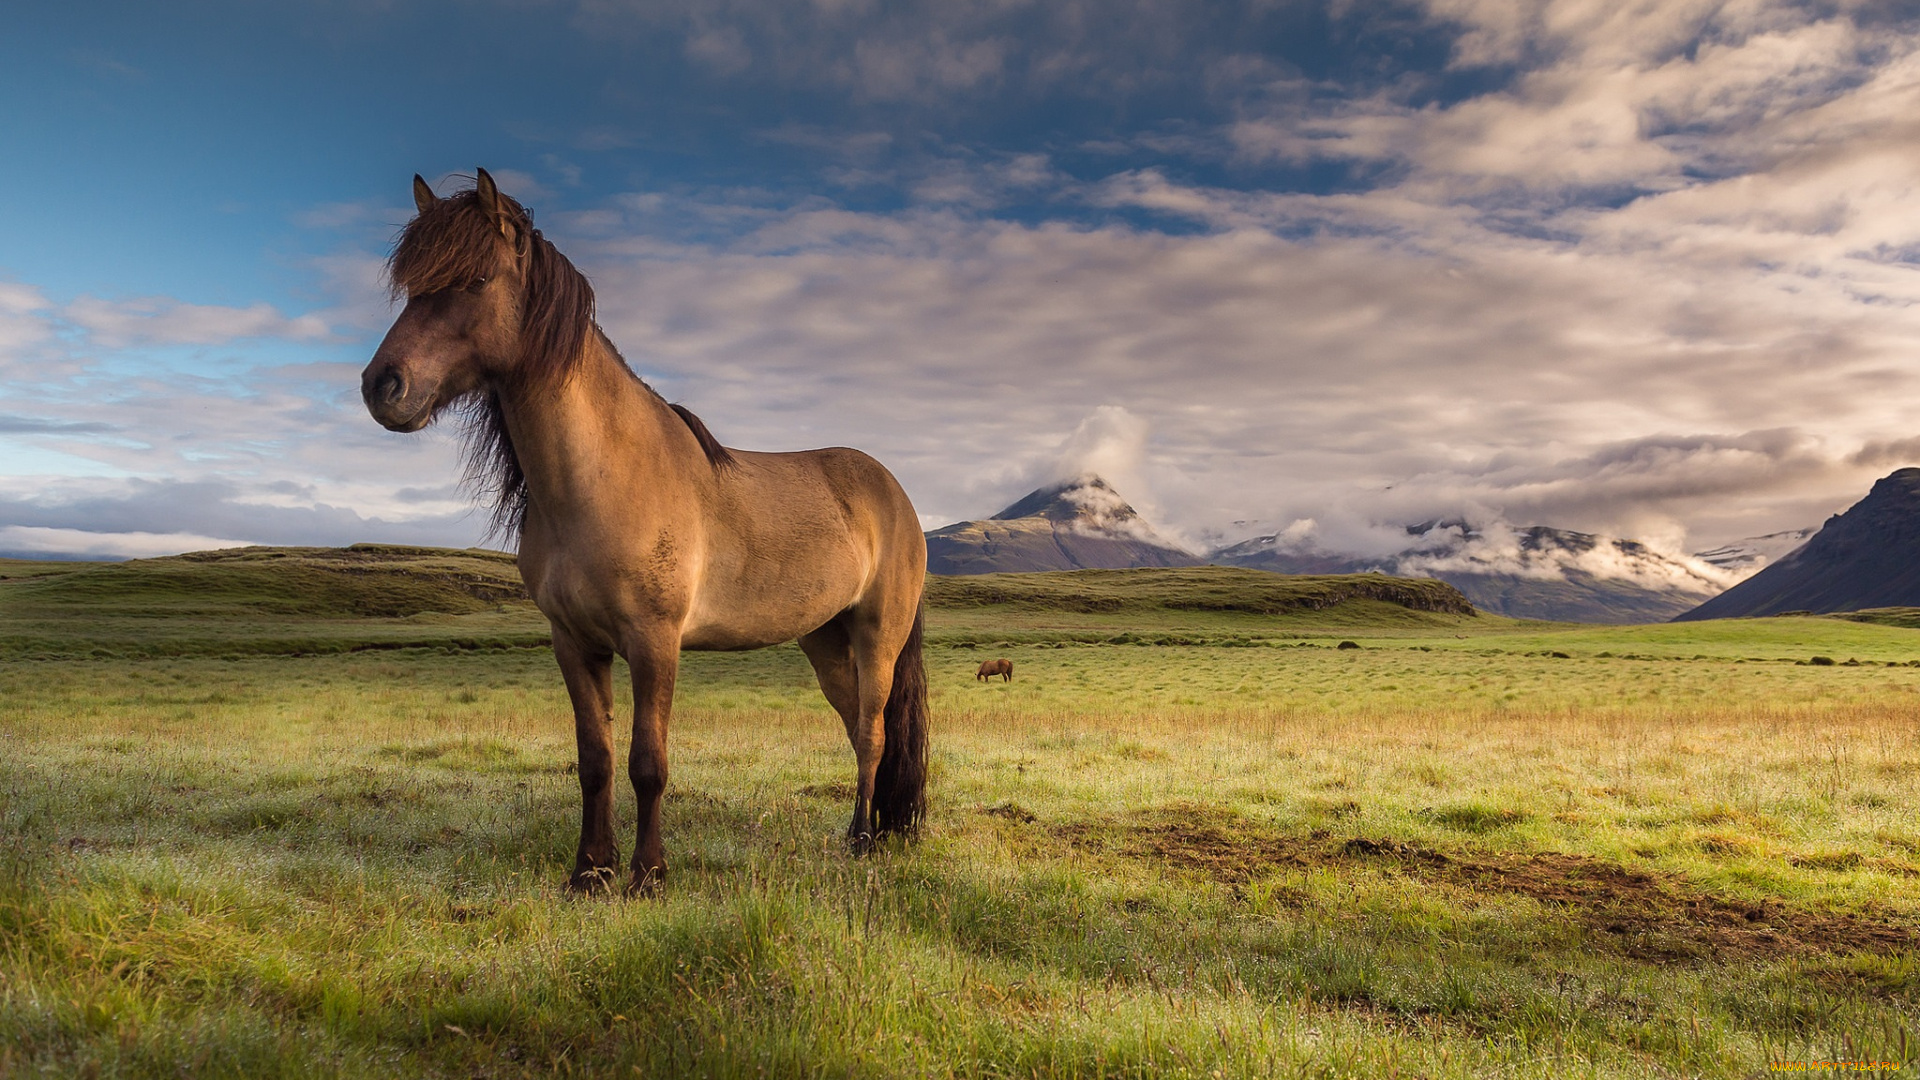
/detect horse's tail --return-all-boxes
[873,603,930,837]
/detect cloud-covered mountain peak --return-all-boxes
[928,475,1196,574]
[993,474,1136,523]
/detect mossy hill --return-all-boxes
[923,567,1488,645]
[925,567,1474,616]
[0,545,546,659]
[0,546,1488,658]
[2,544,527,618]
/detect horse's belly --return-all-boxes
[678,624,800,651]
[680,580,854,651]
[678,605,838,651]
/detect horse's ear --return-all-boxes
[474,168,518,242]
[476,168,502,218]
[412,174,437,215]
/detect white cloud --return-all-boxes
[1236,2,1911,204]
[1049,406,1149,492]
[571,0,1260,104]
[686,24,753,74]
[7,1,1920,563]
[62,296,332,348]
[1393,523,1736,592]
[0,280,483,555]
[844,31,1009,98]
[0,525,252,560]
[566,120,1920,547]
[0,283,54,354]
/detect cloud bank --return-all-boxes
[4,0,1920,565]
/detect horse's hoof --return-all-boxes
[625,866,667,898]
[847,831,875,856]
[567,866,618,895]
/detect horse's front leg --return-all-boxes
[555,632,620,893]
[625,635,680,896]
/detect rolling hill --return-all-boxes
[0,544,547,658]
[0,544,1492,657]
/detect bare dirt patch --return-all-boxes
[1425,849,1914,961]
[1050,807,1315,882]
[1050,808,1919,962]
[1132,819,1320,880]
[797,781,856,800]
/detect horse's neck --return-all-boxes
[499,335,686,517]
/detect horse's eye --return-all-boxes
[467,276,490,292]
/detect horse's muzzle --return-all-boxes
[361,363,429,432]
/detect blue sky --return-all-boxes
[5,0,1920,575]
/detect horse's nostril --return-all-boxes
[373,370,405,405]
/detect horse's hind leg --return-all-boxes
[798,620,872,849]
[554,632,620,893]
[799,619,861,742]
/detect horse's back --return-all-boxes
[677,445,923,649]
[730,446,922,564]
[754,445,915,515]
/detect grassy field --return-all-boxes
[4,551,1920,1077]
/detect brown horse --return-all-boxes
[361,170,929,894]
[976,658,1013,682]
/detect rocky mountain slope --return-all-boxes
[1676,469,1920,620]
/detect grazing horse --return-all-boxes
[976,658,1013,682]
[361,169,929,894]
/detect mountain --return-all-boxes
[925,475,1201,575]
[914,474,1824,620]
[1675,468,1920,621]
[1214,522,1730,623]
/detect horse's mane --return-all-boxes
[387,185,736,541]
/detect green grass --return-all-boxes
[4,553,1920,1076]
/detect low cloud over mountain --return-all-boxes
[1215,521,1738,624]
